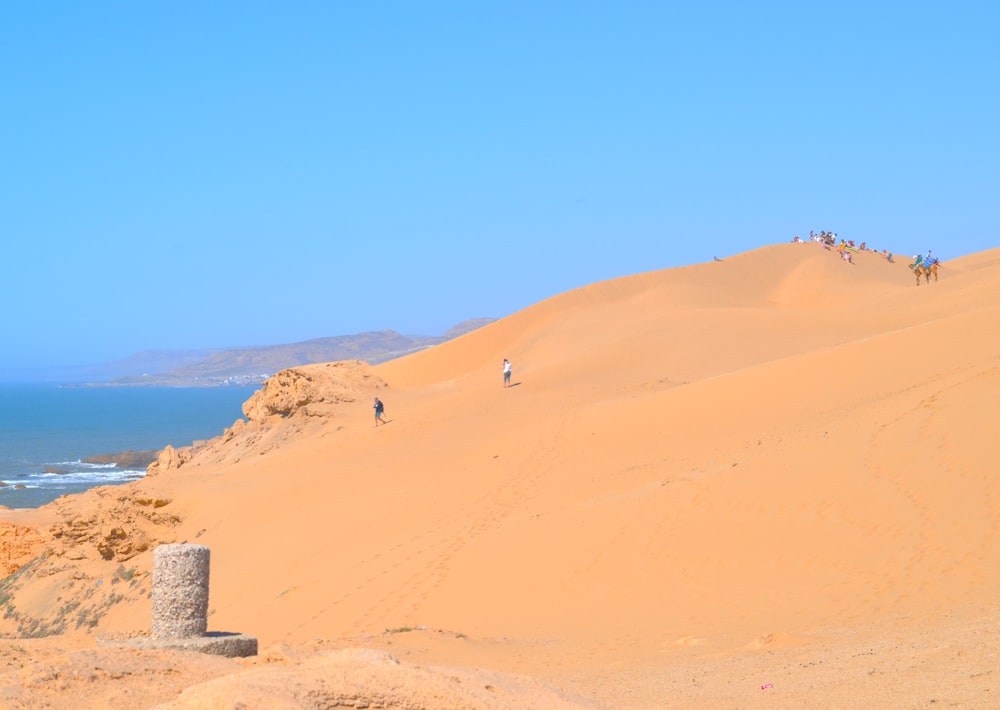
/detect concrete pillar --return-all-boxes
[151,543,210,640]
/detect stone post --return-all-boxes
[151,543,210,640]
[99,542,257,656]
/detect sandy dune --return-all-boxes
[0,242,997,708]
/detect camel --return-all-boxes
[909,261,939,286]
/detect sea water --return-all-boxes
[0,384,257,509]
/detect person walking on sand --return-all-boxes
[373,396,386,426]
[503,358,512,388]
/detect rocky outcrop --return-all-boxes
[242,361,384,420]
[83,450,160,468]
[0,523,48,576]
[0,360,389,638]
[146,445,190,477]
[48,487,180,563]
[0,485,175,637]
[5,362,385,561]
[148,361,387,475]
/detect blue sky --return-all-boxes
[2,2,997,375]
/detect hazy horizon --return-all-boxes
[0,315,505,383]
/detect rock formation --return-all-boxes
[0,360,387,638]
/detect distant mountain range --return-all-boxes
[71,319,496,387]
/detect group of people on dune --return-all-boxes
[792,231,896,264]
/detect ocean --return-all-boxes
[0,383,258,509]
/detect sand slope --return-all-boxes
[1,242,997,709]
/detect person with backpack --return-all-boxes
[373,397,386,426]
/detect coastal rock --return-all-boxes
[0,522,48,576]
[47,486,179,564]
[221,417,247,441]
[242,361,385,421]
[83,450,160,469]
[0,360,387,639]
[162,361,389,469]
[142,362,385,476]
[0,484,181,637]
[146,445,190,476]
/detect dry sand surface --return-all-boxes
[0,242,997,708]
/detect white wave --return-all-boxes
[36,468,142,483]
[53,460,118,469]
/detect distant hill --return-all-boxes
[97,348,226,378]
[83,319,496,387]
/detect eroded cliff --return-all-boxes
[0,361,386,638]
